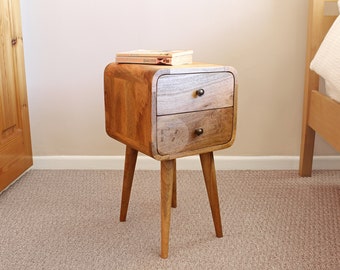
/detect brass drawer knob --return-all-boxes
[194,128,204,136]
[196,89,205,97]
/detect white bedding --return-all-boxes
[310,1,340,102]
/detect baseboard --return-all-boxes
[32,155,340,170]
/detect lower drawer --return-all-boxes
[156,107,234,156]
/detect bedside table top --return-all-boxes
[105,62,238,84]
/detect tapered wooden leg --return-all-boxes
[120,146,138,222]
[171,159,177,208]
[160,159,175,259]
[299,125,315,177]
[199,152,223,238]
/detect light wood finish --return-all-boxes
[299,0,338,176]
[171,159,177,208]
[157,72,234,115]
[157,108,233,155]
[160,159,175,259]
[104,63,237,161]
[308,90,340,151]
[104,63,237,258]
[104,64,153,157]
[0,0,32,191]
[119,146,138,222]
[200,152,223,237]
[119,146,177,222]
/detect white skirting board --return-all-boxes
[32,155,340,170]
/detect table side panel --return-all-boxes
[104,64,155,155]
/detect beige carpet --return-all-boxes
[1,169,340,270]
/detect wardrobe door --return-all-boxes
[0,0,32,192]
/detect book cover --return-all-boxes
[115,49,193,65]
[116,49,193,58]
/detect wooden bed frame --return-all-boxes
[299,0,340,176]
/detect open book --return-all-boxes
[115,50,193,65]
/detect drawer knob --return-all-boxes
[196,89,205,97]
[194,128,204,136]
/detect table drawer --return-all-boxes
[156,107,234,155]
[157,72,234,115]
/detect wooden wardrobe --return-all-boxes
[0,0,32,191]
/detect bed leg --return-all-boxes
[299,125,315,177]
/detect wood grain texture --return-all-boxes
[105,63,237,258]
[200,152,223,237]
[104,63,237,161]
[104,63,155,156]
[308,90,340,152]
[157,107,234,156]
[119,146,138,222]
[0,0,32,191]
[299,0,339,176]
[160,159,175,259]
[157,72,234,115]
[171,159,177,208]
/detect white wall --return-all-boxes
[20,0,338,157]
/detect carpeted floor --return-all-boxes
[0,169,340,270]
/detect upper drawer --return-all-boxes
[156,71,234,115]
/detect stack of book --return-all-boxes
[115,49,193,66]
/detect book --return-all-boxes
[115,49,193,65]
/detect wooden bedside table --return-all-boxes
[104,63,237,258]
